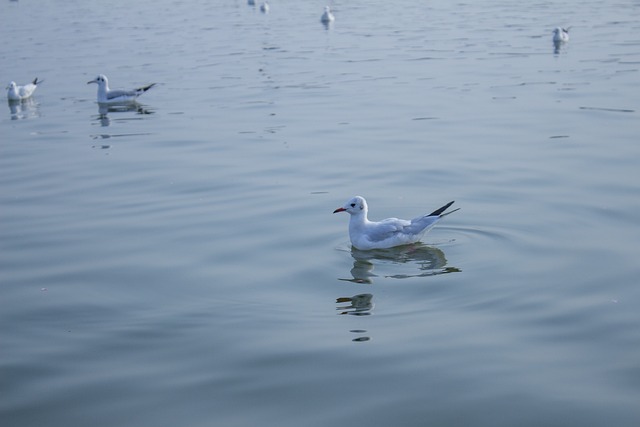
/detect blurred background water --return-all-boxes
[1,0,640,426]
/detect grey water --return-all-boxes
[2,0,640,426]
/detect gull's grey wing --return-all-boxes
[106,83,155,100]
[366,218,409,242]
[106,89,138,100]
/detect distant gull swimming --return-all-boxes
[87,74,156,104]
[552,27,570,43]
[333,196,459,250]
[260,1,269,13]
[6,78,41,101]
[321,6,335,23]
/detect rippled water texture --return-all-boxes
[2,0,640,426]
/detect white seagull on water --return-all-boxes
[87,74,156,104]
[260,1,269,13]
[321,6,335,23]
[553,27,570,43]
[7,78,41,101]
[334,196,459,250]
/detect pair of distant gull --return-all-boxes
[5,74,155,104]
[247,0,270,13]
[247,1,335,22]
[247,0,266,11]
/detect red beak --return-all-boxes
[333,207,346,213]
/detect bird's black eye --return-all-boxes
[350,203,356,207]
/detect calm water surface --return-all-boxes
[2,1,640,426]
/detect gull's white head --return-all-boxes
[333,196,368,216]
[87,74,108,87]
[7,81,17,90]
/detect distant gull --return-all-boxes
[553,27,570,43]
[87,74,156,104]
[333,196,459,250]
[260,1,269,13]
[6,78,40,101]
[321,6,335,23]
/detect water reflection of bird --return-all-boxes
[340,244,459,284]
[336,293,374,315]
[95,103,154,127]
[333,196,459,250]
[7,96,39,120]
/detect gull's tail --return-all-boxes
[32,77,41,85]
[138,83,156,93]
[428,201,460,217]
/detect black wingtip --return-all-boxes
[141,83,156,92]
[32,77,39,85]
[428,201,456,217]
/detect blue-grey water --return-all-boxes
[2,0,640,426]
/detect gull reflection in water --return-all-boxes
[95,102,154,127]
[7,98,40,120]
[553,40,564,55]
[340,243,460,284]
[336,293,374,316]
[336,293,373,342]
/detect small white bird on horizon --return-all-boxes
[333,196,459,250]
[7,78,41,101]
[260,1,269,13]
[321,6,335,23]
[87,74,156,104]
[553,27,570,43]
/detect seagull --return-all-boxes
[321,6,335,23]
[333,196,459,250]
[553,27,570,43]
[7,78,41,101]
[260,1,269,13]
[87,74,156,104]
